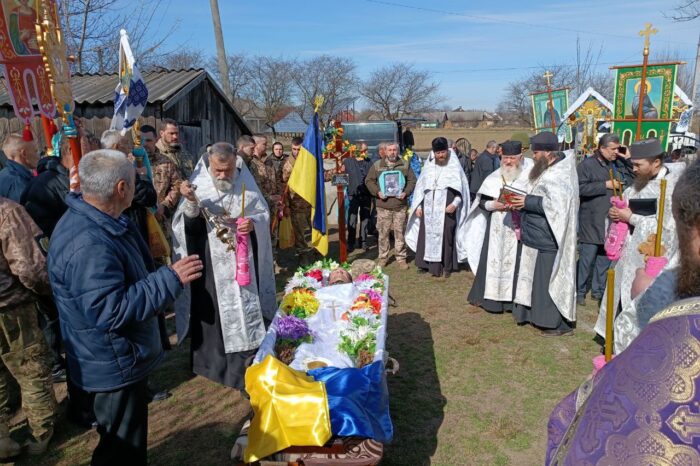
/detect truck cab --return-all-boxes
[341,121,402,161]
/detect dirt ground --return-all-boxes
[10,231,601,466]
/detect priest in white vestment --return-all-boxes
[509,132,579,336]
[466,141,533,313]
[405,137,471,278]
[592,138,684,352]
[172,142,276,390]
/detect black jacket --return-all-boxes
[124,176,158,245]
[470,151,499,195]
[520,153,564,252]
[21,157,70,237]
[343,157,372,198]
[577,152,635,244]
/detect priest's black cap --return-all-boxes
[630,138,663,159]
[530,132,559,151]
[501,140,522,156]
[432,137,449,152]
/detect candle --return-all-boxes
[605,269,615,362]
[654,179,667,257]
[609,169,616,198]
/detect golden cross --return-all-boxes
[543,70,553,88]
[639,23,657,50]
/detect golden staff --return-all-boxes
[609,169,616,198]
[605,269,615,361]
[654,179,667,257]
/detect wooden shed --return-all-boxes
[0,68,251,157]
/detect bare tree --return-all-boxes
[359,63,443,120]
[651,47,695,95]
[292,55,359,126]
[142,48,205,71]
[247,56,296,128]
[666,0,700,21]
[61,0,177,73]
[208,54,256,116]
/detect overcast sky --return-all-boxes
[153,0,699,111]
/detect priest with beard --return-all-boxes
[593,138,684,351]
[171,142,276,390]
[466,141,533,313]
[546,160,700,465]
[509,132,579,336]
[405,137,471,278]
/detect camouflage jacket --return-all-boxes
[149,150,181,214]
[282,153,310,212]
[0,198,51,309]
[269,154,289,195]
[249,156,279,210]
[155,139,195,180]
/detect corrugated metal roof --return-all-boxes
[0,68,206,107]
[268,111,308,134]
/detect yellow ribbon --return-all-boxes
[244,355,332,462]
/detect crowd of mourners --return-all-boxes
[0,116,698,465]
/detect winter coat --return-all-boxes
[577,152,635,245]
[48,193,182,391]
[21,157,69,237]
[0,159,34,202]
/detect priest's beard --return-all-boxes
[210,169,236,192]
[633,173,653,191]
[677,230,700,299]
[501,165,522,183]
[435,156,449,167]
[529,157,549,182]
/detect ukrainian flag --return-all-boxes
[288,111,328,255]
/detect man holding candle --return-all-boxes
[172,142,276,390]
[508,132,579,336]
[575,133,634,306]
[593,138,683,349]
[545,159,700,465]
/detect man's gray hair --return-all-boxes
[237,135,254,148]
[599,133,620,148]
[385,141,399,150]
[673,159,700,229]
[486,140,498,150]
[100,129,122,149]
[377,142,387,151]
[210,142,236,161]
[79,149,134,201]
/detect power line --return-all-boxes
[364,0,696,47]
[432,57,695,74]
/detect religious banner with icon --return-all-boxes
[0,0,56,122]
[611,63,678,147]
[563,88,613,155]
[531,88,572,142]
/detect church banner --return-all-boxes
[0,0,56,121]
[612,63,677,148]
[531,89,572,143]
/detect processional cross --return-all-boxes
[543,71,557,134]
[543,71,553,89]
[639,23,657,54]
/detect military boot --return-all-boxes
[0,423,20,459]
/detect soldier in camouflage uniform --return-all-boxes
[236,135,256,169]
[249,135,281,214]
[270,142,288,195]
[0,197,57,458]
[282,137,311,256]
[141,125,181,225]
[156,118,194,180]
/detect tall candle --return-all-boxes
[605,269,615,362]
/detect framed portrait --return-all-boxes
[611,63,678,149]
[530,89,572,142]
[379,170,405,197]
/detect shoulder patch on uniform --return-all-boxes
[35,234,49,256]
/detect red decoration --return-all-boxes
[22,122,32,141]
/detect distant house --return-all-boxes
[266,111,308,137]
[0,68,251,157]
[419,109,501,128]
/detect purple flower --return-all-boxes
[277,315,312,341]
[365,289,382,303]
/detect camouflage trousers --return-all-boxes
[376,208,408,262]
[0,302,56,440]
[291,208,311,254]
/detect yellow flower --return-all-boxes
[280,289,320,319]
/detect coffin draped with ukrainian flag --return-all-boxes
[243,260,392,463]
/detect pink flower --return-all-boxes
[305,269,323,282]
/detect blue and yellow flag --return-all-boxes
[288,111,328,255]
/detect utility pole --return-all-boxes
[690,32,700,131]
[210,0,232,102]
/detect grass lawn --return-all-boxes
[11,239,602,466]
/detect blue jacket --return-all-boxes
[48,193,182,391]
[0,160,33,202]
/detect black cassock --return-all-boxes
[415,188,460,277]
[184,215,259,390]
[467,197,522,313]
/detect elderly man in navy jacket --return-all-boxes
[48,150,203,466]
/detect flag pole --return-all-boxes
[333,118,347,264]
